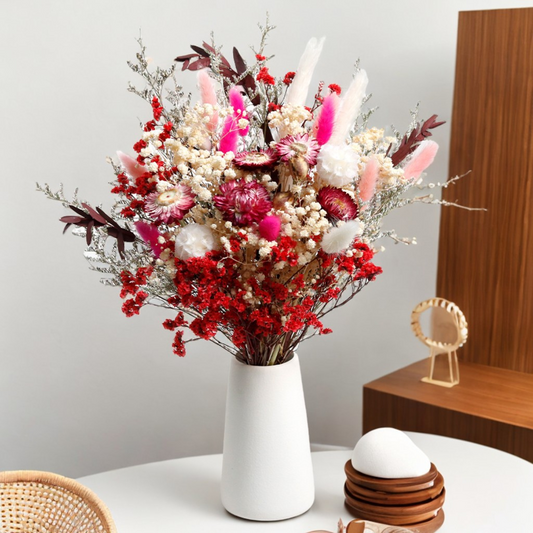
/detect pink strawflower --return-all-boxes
[214,179,272,226]
[145,184,195,224]
[275,133,320,165]
[317,186,359,221]
[233,148,278,170]
[258,215,281,241]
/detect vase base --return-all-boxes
[222,499,314,522]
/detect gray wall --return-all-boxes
[1,0,528,478]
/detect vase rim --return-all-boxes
[232,352,298,368]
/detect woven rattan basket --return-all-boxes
[0,470,117,533]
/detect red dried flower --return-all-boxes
[214,179,272,226]
[256,54,266,61]
[122,290,149,317]
[268,103,282,113]
[283,71,296,85]
[133,139,147,153]
[151,96,164,121]
[172,331,186,357]
[121,206,136,218]
[257,67,276,85]
[190,316,218,339]
[144,120,156,132]
[317,186,359,221]
[163,312,187,331]
[328,83,342,95]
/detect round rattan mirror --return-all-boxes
[411,298,468,387]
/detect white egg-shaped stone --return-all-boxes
[352,428,431,479]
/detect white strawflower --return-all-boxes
[175,223,218,260]
[321,220,363,254]
[316,144,360,187]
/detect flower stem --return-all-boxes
[267,342,281,366]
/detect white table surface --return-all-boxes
[78,433,533,532]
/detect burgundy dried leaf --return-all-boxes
[60,204,106,244]
[86,220,94,245]
[68,205,88,217]
[60,215,84,224]
[201,42,232,70]
[390,114,445,167]
[423,114,446,130]
[107,226,136,259]
[233,47,247,75]
[174,53,198,62]
[219,65,238,79]
[95,207,118,227]
[242,74,260,105]
[264,124,274,145]
[107,227,136,242]
[202,42,217,55]
[82,202,107,225]
[175,42,258,103]
[242,75,256,91]
[190,45,209,57]
[187,58,211,71]
[59,203,135,258]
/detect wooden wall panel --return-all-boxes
[437,8,533,372]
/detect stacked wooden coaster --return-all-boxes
[344,429,445,533]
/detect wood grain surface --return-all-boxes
[345,472,445,506]
[344,461,438,493]
[437,8,533,372]
[363,358,533,462]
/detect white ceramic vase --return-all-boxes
[221,354,315,521]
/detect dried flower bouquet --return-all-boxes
[39,22,456,366]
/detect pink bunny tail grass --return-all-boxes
[117,151,147,179]
[358,157,379,205]
[313,93,338,145]
[403,140,439,181]
[219,115,239,154]
[229,87,249,137]
[329,70,368,145]
[134,220,163,258]
[197,70,219,132]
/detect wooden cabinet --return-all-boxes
[363,359,533,462]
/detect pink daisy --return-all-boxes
[214,179,272,226]
[275,133,320,165]
[233,148,278,170]
[317,186,359,221]
[145,184,195,224]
